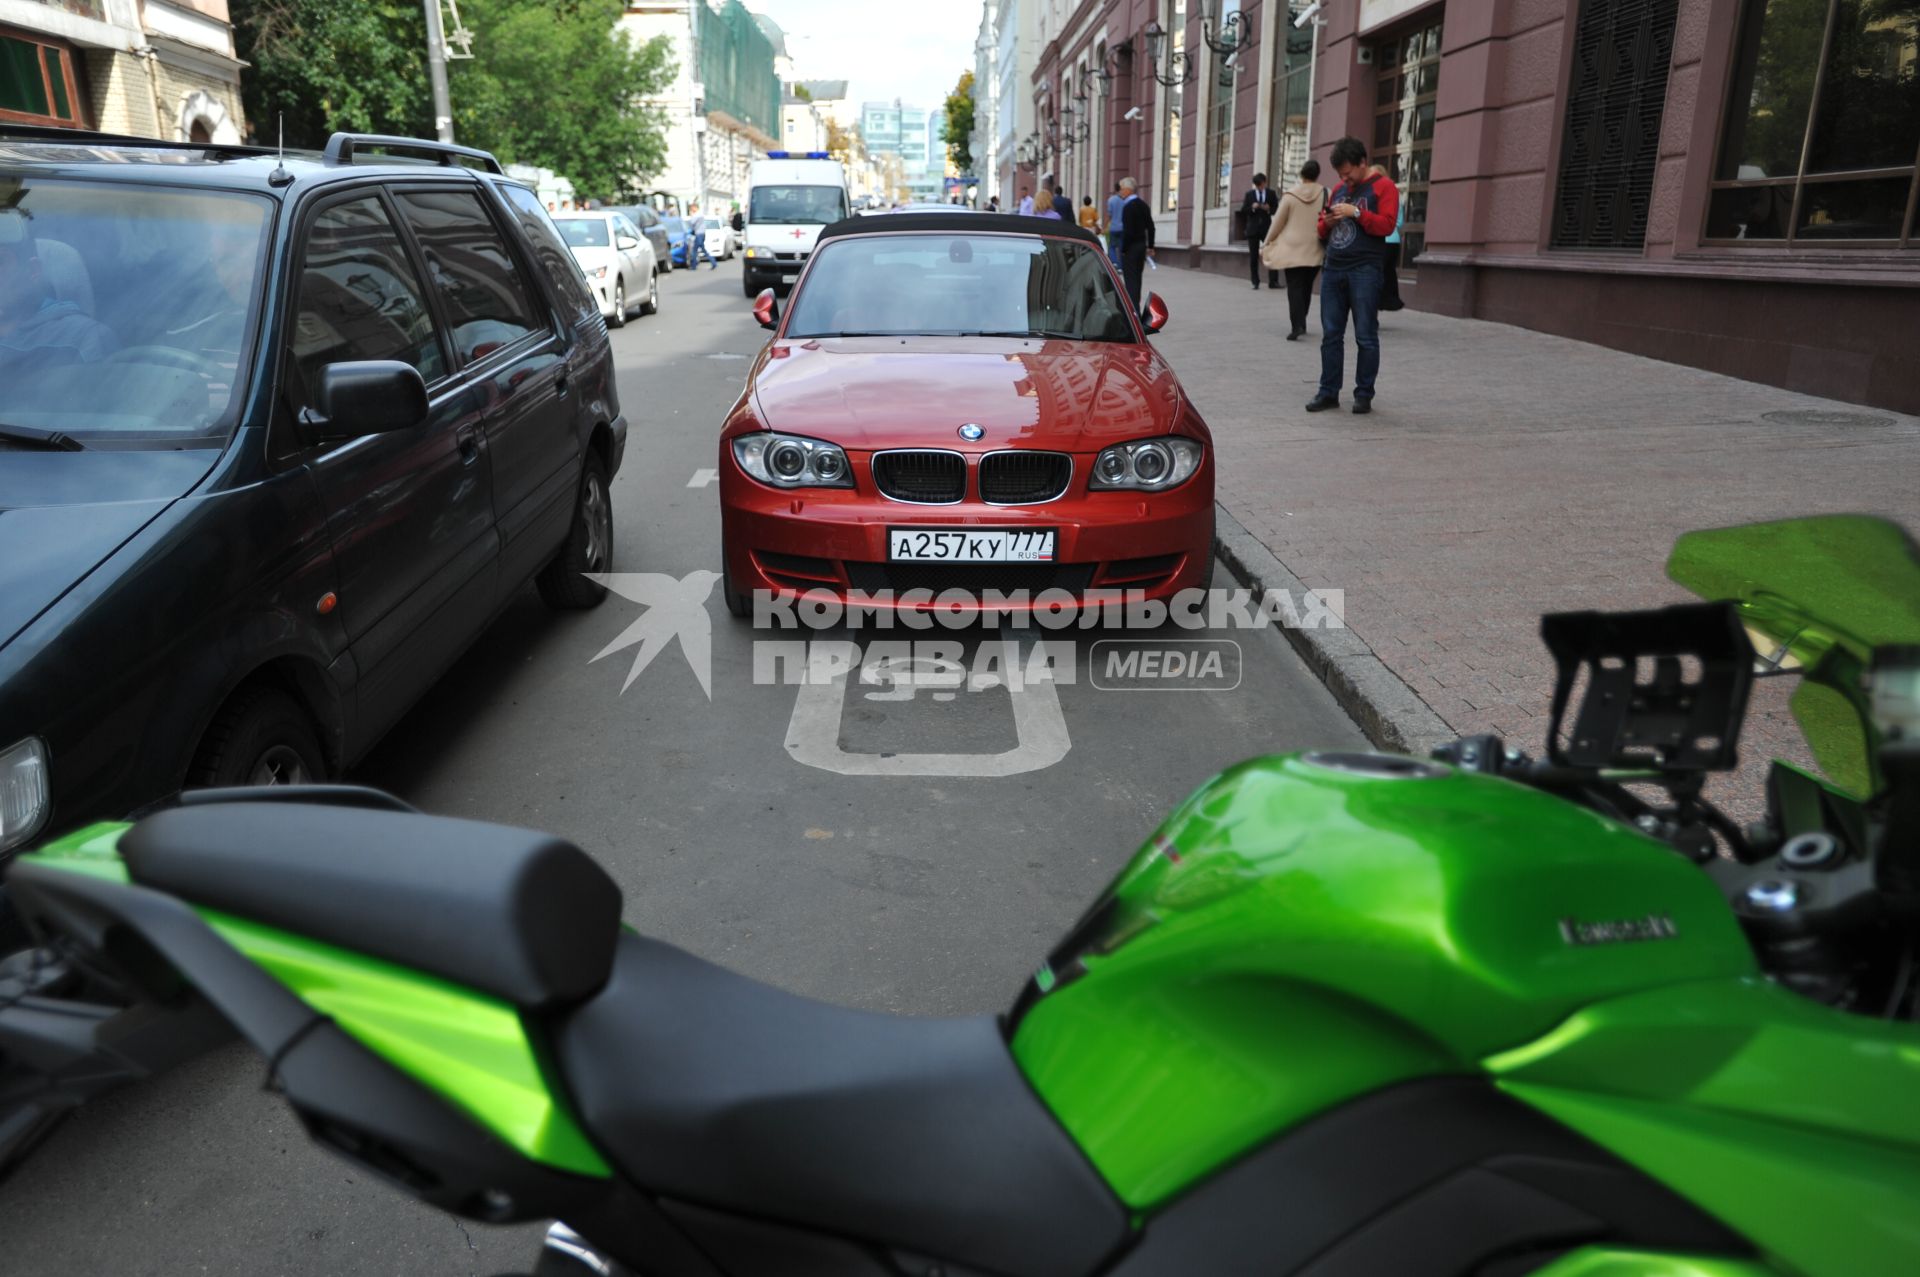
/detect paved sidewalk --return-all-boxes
[1147,262,1920,796]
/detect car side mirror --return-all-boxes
[617,235,640,250]
[1144,293,1169,334]
[302,360,429,441]
[752,288,780,331]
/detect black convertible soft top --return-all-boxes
[816,211,1102,247]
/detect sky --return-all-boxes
[748,0,982,110]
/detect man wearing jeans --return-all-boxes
[1307,137,1399,415]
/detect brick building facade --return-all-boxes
[1024,0,1920,415]
[1,0,245,143]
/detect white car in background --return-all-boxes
[701,219,737,261]
[553,210,658,327]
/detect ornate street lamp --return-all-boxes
[1199,0,1255,58]
[1093,38,1133,100]
[1142,20,1192,89]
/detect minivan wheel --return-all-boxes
[537,452,613,610]
[609,279,627,328]
[190,687,328,790]
[640,269,660,316]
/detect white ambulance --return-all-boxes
[742,153,850,297]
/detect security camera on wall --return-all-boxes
[1123,105,1144,121]
[1357,46,1375,65]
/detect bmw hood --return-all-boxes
[747,339,1190,452]
[0,450,214,650]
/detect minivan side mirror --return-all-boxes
[302,360,430,441]
[752,288,780,331]
[1144,293,1169,334]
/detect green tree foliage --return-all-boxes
[233,1,429,145]
[231,1,675,199]
[449,0,675,199]
[943,70,975,174]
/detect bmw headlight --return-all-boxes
[0,737,50,853]
[1089,437,1205,490]
[733,433,855,489]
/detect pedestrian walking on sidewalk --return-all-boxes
[1035,184,1063,219]
[1262,159,1327,341]
[1017,185,1034,216]
[688,203,719,269]
[1371,165,1407,312]
[1046,175,1074,221]
[1241,174,1281,290]
[1308,138,1399,414]
[1104,181,1125,267]
[1117,176,1155,320]
[1078,195,1101,232]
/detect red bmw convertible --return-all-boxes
[717,213,1214,617]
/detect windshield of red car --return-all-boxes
[0,176,272,447]
[783,233,1136,343]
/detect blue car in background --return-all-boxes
[661,216,693,267]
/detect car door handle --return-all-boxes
[456,425,482,464]
[556,371,570,397]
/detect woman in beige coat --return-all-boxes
[1261,159,1329,340]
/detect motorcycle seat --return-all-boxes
[120,801,622,1010]
[550,934,1128,1277]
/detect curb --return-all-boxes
[1213,502,1455,757]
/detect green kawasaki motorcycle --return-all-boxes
[2,514,1917,1276]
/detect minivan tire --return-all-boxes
[537,452,613,610]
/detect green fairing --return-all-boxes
[1525,1248,1785,1277]
[1488,981,1920,1277]
[1667,515,1920,797]
[21,821,134,882]
[18,826,608,1179]
[1011,755,1756,1207]
[199,910,610,1177]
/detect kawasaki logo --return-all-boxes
[1558,913,1680,946]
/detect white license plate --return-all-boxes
[888,528,1057,563]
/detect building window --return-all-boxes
[1161,0,1187,213]
[1551,0,1680,250]
[0,30,85,128]
[1267,2,1316,184]
[1372,18,1443,267]
[1706,0,1918,246]
[1205,0,1241,209]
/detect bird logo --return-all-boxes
[586,570,722,698]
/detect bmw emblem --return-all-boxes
[958,423,985,441]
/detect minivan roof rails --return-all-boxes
[322,133,504,174]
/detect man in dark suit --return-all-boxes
[1117,176,1155,320]
[1241,173,1280,290]
[1043,173,1074,221]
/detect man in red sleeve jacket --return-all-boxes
[1306,136,1400,415]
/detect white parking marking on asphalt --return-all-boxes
[785,638,1071,777]
[687,468,718,488]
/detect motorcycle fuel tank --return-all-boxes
[1010,751,1755,1208]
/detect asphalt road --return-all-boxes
[0,261,1365,1276]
